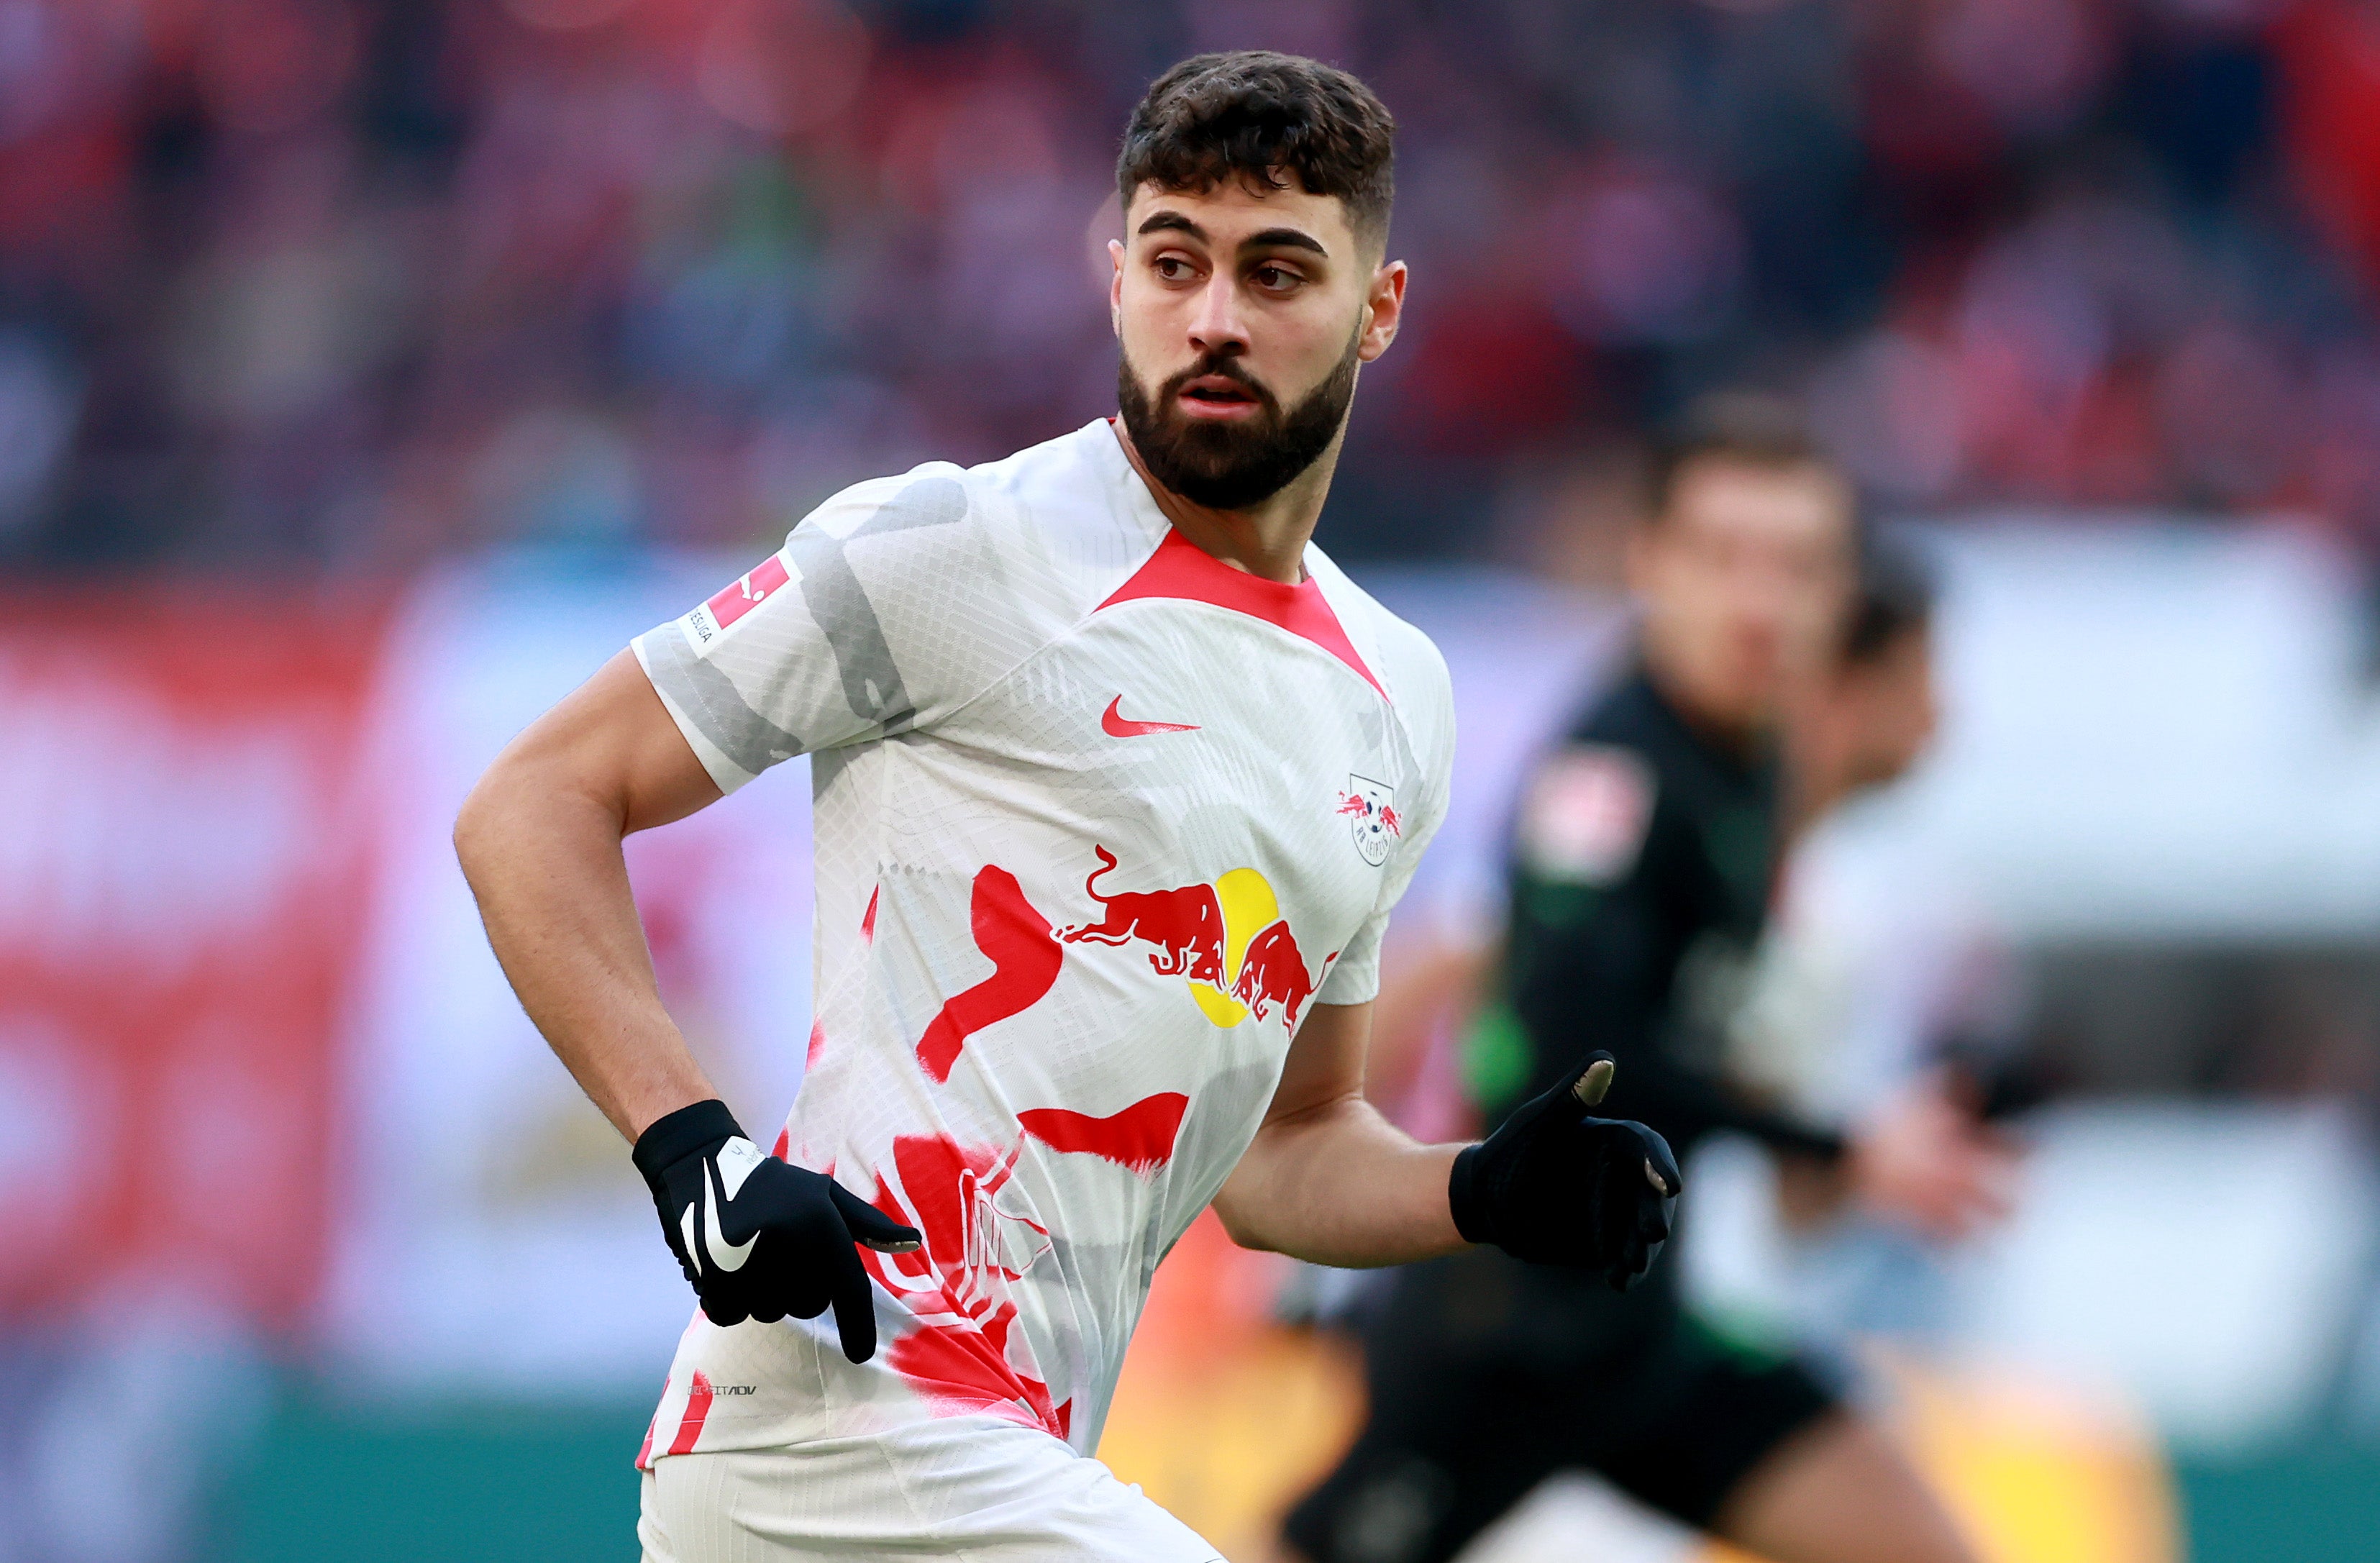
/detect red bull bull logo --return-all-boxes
[1059,847,1327,1030]
[1228,918,1317,1027]
[1059,847,1226,984]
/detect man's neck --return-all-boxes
[1111,419,1342,585]
[1637,647,1769,764]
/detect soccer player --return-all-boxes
[1782,534,1942,839]
[455,53,1677,1563]
[1281,405,2004,1563]
[1748,537,2025,1249]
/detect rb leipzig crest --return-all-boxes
[1337,775,1400,867]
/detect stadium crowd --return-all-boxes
[6,0,2380,569]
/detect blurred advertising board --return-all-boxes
[0,554,816,1400]
[0,585,387,1330]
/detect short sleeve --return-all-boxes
[1315,647,1457,1009]
[632,466,1047,794]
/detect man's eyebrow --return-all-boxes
[1242,227,1328,258]
[1136,211,1205,241]
[1131,213,1329,259]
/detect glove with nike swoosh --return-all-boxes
[1448,1053,1682,1292]
[632,1098,922,1362]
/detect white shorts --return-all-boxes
[637,1415,1225,1562]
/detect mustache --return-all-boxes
[1116,328,1360,511]
[1159,352,1278,413]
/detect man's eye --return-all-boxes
[1154,257,1193,281]
[1253,265,1301,291]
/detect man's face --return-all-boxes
[1111,174,1404,509]
[1630,458,1855,733]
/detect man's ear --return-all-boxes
[1358,260,1408,363]
[1108,239,1126,337]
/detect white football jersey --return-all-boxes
[628,419,1454,1465]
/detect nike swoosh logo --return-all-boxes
[703,1162,757,1274]
[1102,695,1199,737]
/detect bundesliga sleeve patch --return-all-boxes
[680,552,797,658]
[1517,744,1656,885]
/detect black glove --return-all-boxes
[632,1099,921,1362]
[1448,1054,1682,1290]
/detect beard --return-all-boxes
[1116,327,1362,511]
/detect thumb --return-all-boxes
[831,1182,924,1254]
[1569,1052,1618,1109]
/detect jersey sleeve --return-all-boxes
[1316,639,1457,1009]
[632,466,1047,795]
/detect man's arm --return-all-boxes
[1217,998,1684,1288]
[1212,1001,1467,1268]
[453,648,724,1142]
[457,647,920,1359]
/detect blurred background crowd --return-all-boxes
[15,0,2380,570]
[12,1,2380,1561]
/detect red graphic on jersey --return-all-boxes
[1100,694,1201,737]
[1097,527,1387,699]
[666,1370,715,1457]
[1381,805,1402,836]
[805,1020,826,1071]
[1058,846,1226,984]
[1230,921,1320,1029]
[861,884,879,944]
[916,867,1063,1083]
[1018,1092,1190,1177]
[859,1133,1069,1440]
[772,1124,793,1159]
[705,555,790,631]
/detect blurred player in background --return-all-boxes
[456,52,1677,1563]
[1731,535,2030,1340]
[1736,535,1974,1149]
[1785,539,1939,837]
[1282,404,2010,1563]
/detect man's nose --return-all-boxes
[1187,270,1251,357]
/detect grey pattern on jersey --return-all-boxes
[634,473,976,782]
[637,624,811,778]
[790,474,967,737]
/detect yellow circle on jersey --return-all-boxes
[1188,867,1277,1027]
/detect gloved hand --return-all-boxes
[1447,1054,1682,1290]
[632,1098,921,1362]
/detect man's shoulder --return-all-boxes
[806,421,1153,549]
[966,417,1116,491]
[1303,551,1447,693]
[1567,670,1677,759]
[790,423,1162,629]
[1303,549,1455,769]
[955,419,1164,563]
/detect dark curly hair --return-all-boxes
[1117,52,1396,251]
[1843,532,1935,666]
[1645,393,1834,521]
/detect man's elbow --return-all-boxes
[453,744,562,886]
[1209,1185,1281,1254]
[1216,1208,1279,1254]
[452,762,516,888]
